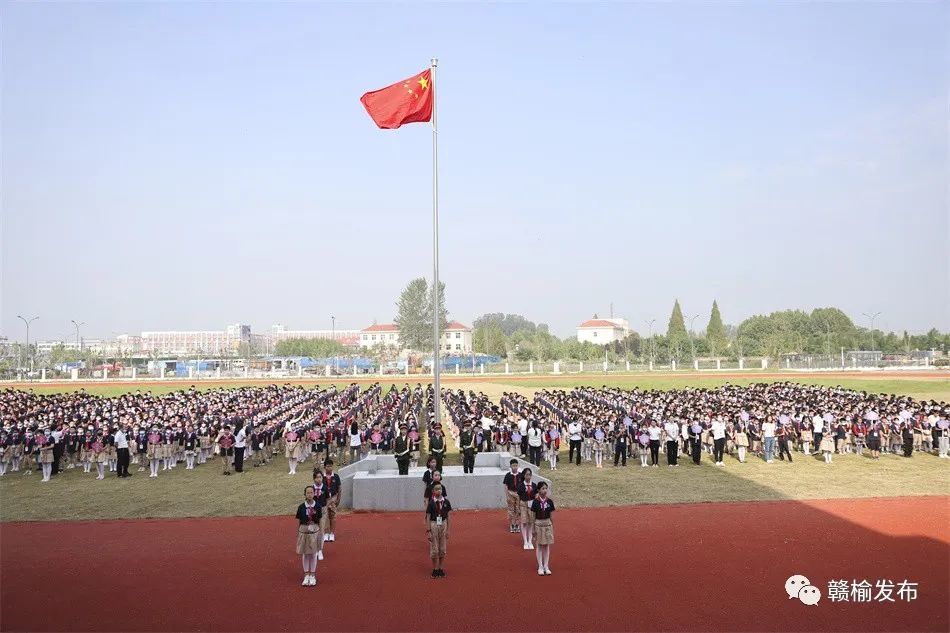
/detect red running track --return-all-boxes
[2,497,947,632]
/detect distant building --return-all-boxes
[360,324,401,349]
[270,324,359,347]
[442,321,473,354]
[359,321,473,354]
[577,316,629,345]
[140,324,250,356]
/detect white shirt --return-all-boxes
[762,422,776,438]
[648,426,662,441]
[711,420,726,440]
[568,422,582,441]
[349,429,362,447]
[664,422,679,441]
[518,418,528,435]
[114,430,129,449]
[527,428,543,447]
[235,428,247,448]
[811,415,824,433]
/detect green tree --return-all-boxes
[394,278,448,352]
[667,300,688,361]
[706,300,726,357]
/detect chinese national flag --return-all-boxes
[360,69,432,129]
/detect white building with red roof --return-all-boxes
[576,316,629,345]
[359,323,401,349]
[441,320,473,354]
[359,321,473,353]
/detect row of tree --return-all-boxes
[471,302,949,363]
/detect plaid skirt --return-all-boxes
[296,525,322,555]
[520,500,535,525]
[533,518,554,545]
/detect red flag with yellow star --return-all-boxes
[360,69,432,129]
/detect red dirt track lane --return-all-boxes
[2,497,947,632]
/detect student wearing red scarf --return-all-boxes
[425,482,452,578]
[530,481,555,575]
[296,485,322,586]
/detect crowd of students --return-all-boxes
[488,383,950,467]
[0,383,449,481]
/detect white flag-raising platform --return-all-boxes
[336,453,552,512]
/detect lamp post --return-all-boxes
[331,315,337,373]
[688,314,700,362]
[17,315,39,374]
[71,320,86,352]
[862,311,881,351]
[645,318,656,365]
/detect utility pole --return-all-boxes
[17,315,39,374]
[71,320,86,352]
[862,311,881,351]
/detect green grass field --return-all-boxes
[2,373,947,522]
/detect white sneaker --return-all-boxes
[523,543,531,550]
[544,568,552,575]
[302,575,309,586]
[527,543,534,549]
[318,550,324,561]
[538,567,545,576]
[329,534,335,542]
[323,534,329,542]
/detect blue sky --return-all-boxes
[2,2,947,341]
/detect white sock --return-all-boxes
[535,546,543,568]
[543,545,551,569]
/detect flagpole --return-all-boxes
[431,57,441,431]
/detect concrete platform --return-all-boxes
[337,452,552,512]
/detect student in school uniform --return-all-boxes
[323,458,341,542]
[734,422,749,463]
[423,470,446,504]
[425,482,452,578]
[146,426,162,478]
[311,470,328,561]
[394,424,412,476]
[544,423,560,471]
[92,430,107,480]
[422,456,437,489]
[285,427,302,475]
[295,485,323,587]
[613,424,629,466]
[428,425,446,473]
[216,425,235,475]
[647,421,662,468]
[530,481,555,576]
[819,431,835,464]
[517,468,538,550]
[592,426,606,469]
[502,458,522,533]
[36,428,54,482]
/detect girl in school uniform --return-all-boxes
[592,426,606,469]
[734,422,749,463]
[530,481,555,576]
[517,468,538,550]
[323,458,341,542]
[80,428,94,474]
[198,425,212,465]
[296,485,323,586]
[36,428,54,482]
[92,430,107,480]
[800,420,814,456]
[638,428,650,467]
[285,427,302,475]
[582,424,594,463]
[544,424,560,471]
[147,426,162,478]
[819,431,835,464]
[425,482,452,578]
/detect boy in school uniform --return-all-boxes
[502,458,522,532]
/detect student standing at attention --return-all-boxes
[425,482,452,578]
[530,481,555,576]
[295,485,322,586]
[502,458,521,533]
